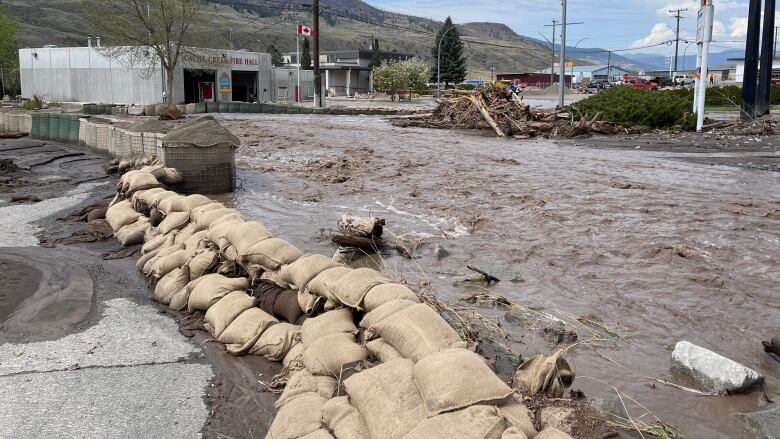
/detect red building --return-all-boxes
[496,72,572,87]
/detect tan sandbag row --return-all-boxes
[106,181,551,439]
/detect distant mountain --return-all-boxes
[622,49,742,71]
[7,0,664,77]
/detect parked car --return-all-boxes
[629,78,659,90]
[651,76,674,87]
[673,75,694,86]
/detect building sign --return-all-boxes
[183,52,259,66]
[219,72,231,93]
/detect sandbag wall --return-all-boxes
[78,119,162,162]
[104,167,574,439]
[0,111,32,135]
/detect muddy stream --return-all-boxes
[213,113,779,438]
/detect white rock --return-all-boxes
[127,106,144,116]
[671,340,763,394]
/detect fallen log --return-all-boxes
[338,214,385,238]
[468,95,506,137]
[467,265,501,284]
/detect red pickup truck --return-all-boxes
[628,78,659,90]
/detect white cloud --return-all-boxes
[631,23,676,48]
[712,19,726,38]
[730,17,748,37]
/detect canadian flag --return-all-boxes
[297,23,315,36]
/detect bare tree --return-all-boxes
[81,0,205,107]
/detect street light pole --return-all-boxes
[571,37,589,89]
[437,25,456,98]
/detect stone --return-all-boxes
[736,404,779,439]
[671,340,763,394]
[539,406,575,435]
[432,244,449,261]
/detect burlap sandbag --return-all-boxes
[204,290,257,338]
[359,299,417,329]
[149,207,163,227]
[151,249,189,279]
[192,207,243,231]
[144,243,183,276]
[184,230,209,256]
[363,283,420,311]
[157,194,185,215]
[250,322,300,361]
[168,193,212,213]
[219,307,278,355]
[303,332,368,376]
[223,220,273,255]
[343,359,426,439]
[137,247,160,272]
[512,349,574,399]
[322,396,370,439]
[153,266,190,305]
[188,250,218,279]
[134,187,166,209]
[330,267,390,309]
[401,405,506,439]
[533,428,573,439]
[240,237,302,270]
[498,401,537,439]
[174,222,198,246]
[366,338,404,362]
[275,368,337,409]
[187,274,249,312]
[206,217,247,250]
[300,429,335,439]
[106,200,141,232]
[370,303,465,362]
[142,233,168,255]
[281,254,340,290]
[168,287,190,311]
[274,289,304,323]
[188,202,224,229]
[301,308,356,349]
[266,392,326,439]
[114,217,150,246]
[151,167,183,186]
[502,427,530,439]
[413,348,513,416]
[126,172,162,195]
[305,266,351,303]
[298,289,325,316]
[146,190,178,209]
[158,211,190,234]
[282,341,305,368]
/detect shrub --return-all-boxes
[21,95,44,111]
[570,86,694,129]
[456,83,476,90]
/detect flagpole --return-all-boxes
[296,22,301,104]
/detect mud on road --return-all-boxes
[221,113,780,439]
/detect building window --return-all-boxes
[277,86,288,99]
[307,84,315,98]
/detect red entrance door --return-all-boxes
[200,82,215,102]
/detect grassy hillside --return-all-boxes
[5,0,618,77]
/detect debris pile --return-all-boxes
[395,86,620,138]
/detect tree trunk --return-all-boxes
[165,66,175,108]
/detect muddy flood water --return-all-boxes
[213,113,778,438]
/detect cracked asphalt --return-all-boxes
[0,138,215,439]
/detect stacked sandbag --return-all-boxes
[103,172,545,439]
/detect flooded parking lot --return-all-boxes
[218,113,779,438]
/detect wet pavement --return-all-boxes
[221,113,780,439]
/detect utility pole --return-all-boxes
[545,20,558,85]
[313,0,323,108]
[669,8,688,74]
[742,0,763,118]
[757,0,776,115]
[606,51,611,82]
[774,26,778,57]
[559,0,567,108]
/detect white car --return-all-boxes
[673,75,694,86]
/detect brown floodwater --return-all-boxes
[217,113,779,438]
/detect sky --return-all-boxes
[364,0,759,55]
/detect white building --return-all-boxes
[18,43,300,105]
[729,57,780,83]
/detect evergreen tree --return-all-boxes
[0,2,19,95]
[430,17,467,87]
[300,37,312,70]
[369,38,382,70]
[268,44,284,66]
